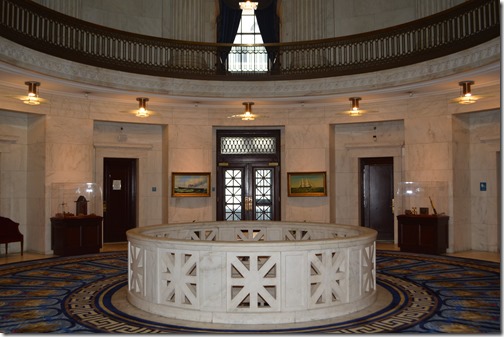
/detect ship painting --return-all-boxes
[173,173,210,196]
[297,178,313,192]
[288,172,326,196]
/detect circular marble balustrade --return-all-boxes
[126,221,377,325]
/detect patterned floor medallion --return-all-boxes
[0,251,500,333]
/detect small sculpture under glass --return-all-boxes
[51,183,103,218]
[396,181,447,216]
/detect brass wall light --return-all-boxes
[136,97,149,117]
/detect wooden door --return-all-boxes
[360,157,394,241]
[216,130,281,221]
[103,158,137,242]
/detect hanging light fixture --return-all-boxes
[136,97,149,117]
[457,81,476,104]
[228,102,263,120]
[349,97,362,116]
[23,81,41,105]
[241,102,255,120]
[239,0,258,10]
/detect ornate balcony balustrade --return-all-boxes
[0,0,499,81]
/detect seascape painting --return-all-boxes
[172,173,211,197]
[288,172,327,197]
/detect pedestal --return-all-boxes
[51,216,103,256]
[397,214,449,254]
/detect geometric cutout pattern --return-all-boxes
[159,251,198,308]
[185,229,217,241]
[255,169,272,220]
[128,244,144,295]
[236,228,266,241]
[284,229,312,240]
[220,136,276,155]
[228,253,279,311]
[309,250,347,306]
[362,243,376,294]
[224,169,243,221]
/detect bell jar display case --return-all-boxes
[396,181,449,254]
[50,183,103,256]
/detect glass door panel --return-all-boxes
[218,164,278,221]
[224,168,244,221]
[254,168,273,220]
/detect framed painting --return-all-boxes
[172,172,211,197]
[287,172,327,197]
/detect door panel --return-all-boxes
[218,164,278,221]
[254,167,274,220]
[361,157,394,241]
[217,129,281,221]
[223,167,244,221]
[103,158,137,242]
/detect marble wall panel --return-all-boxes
[168,197,213,223]
[404,143,451,171]
[404,114,452,144]
[284,148,327,172]
[46,116,93,145]
[169,149,212,172]
[141,195,163,226]
[45,143,92,177]
[168,124,212,150]
[285,199,329,223]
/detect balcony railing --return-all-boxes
[0,0,499,81]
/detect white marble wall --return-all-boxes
[93,121,165,229]
[332,120,404,240]
[167,118,214,223]
[284,122,330,222]
[452,114,472,251]
[26,115,47,254]
[0,90,500,254]
[464,110,500,252]
[0,111,28,254]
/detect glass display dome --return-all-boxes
[396,181,448,216]
[51,182,103,218]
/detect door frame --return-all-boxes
[359,156,394,241]
[103,157,138,242]
[95,144,150,237]
[216,129,281,221]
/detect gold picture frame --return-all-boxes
[287,172,327,197]
[172,172,211,197]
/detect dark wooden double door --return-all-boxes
[216,130,281,221]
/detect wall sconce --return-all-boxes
[24,81,41,105]
[136,97,149,117]
[458,81,476,104]
[241,102,255,120]
[349,97,362,116]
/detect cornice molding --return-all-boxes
[0,37,500,100]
